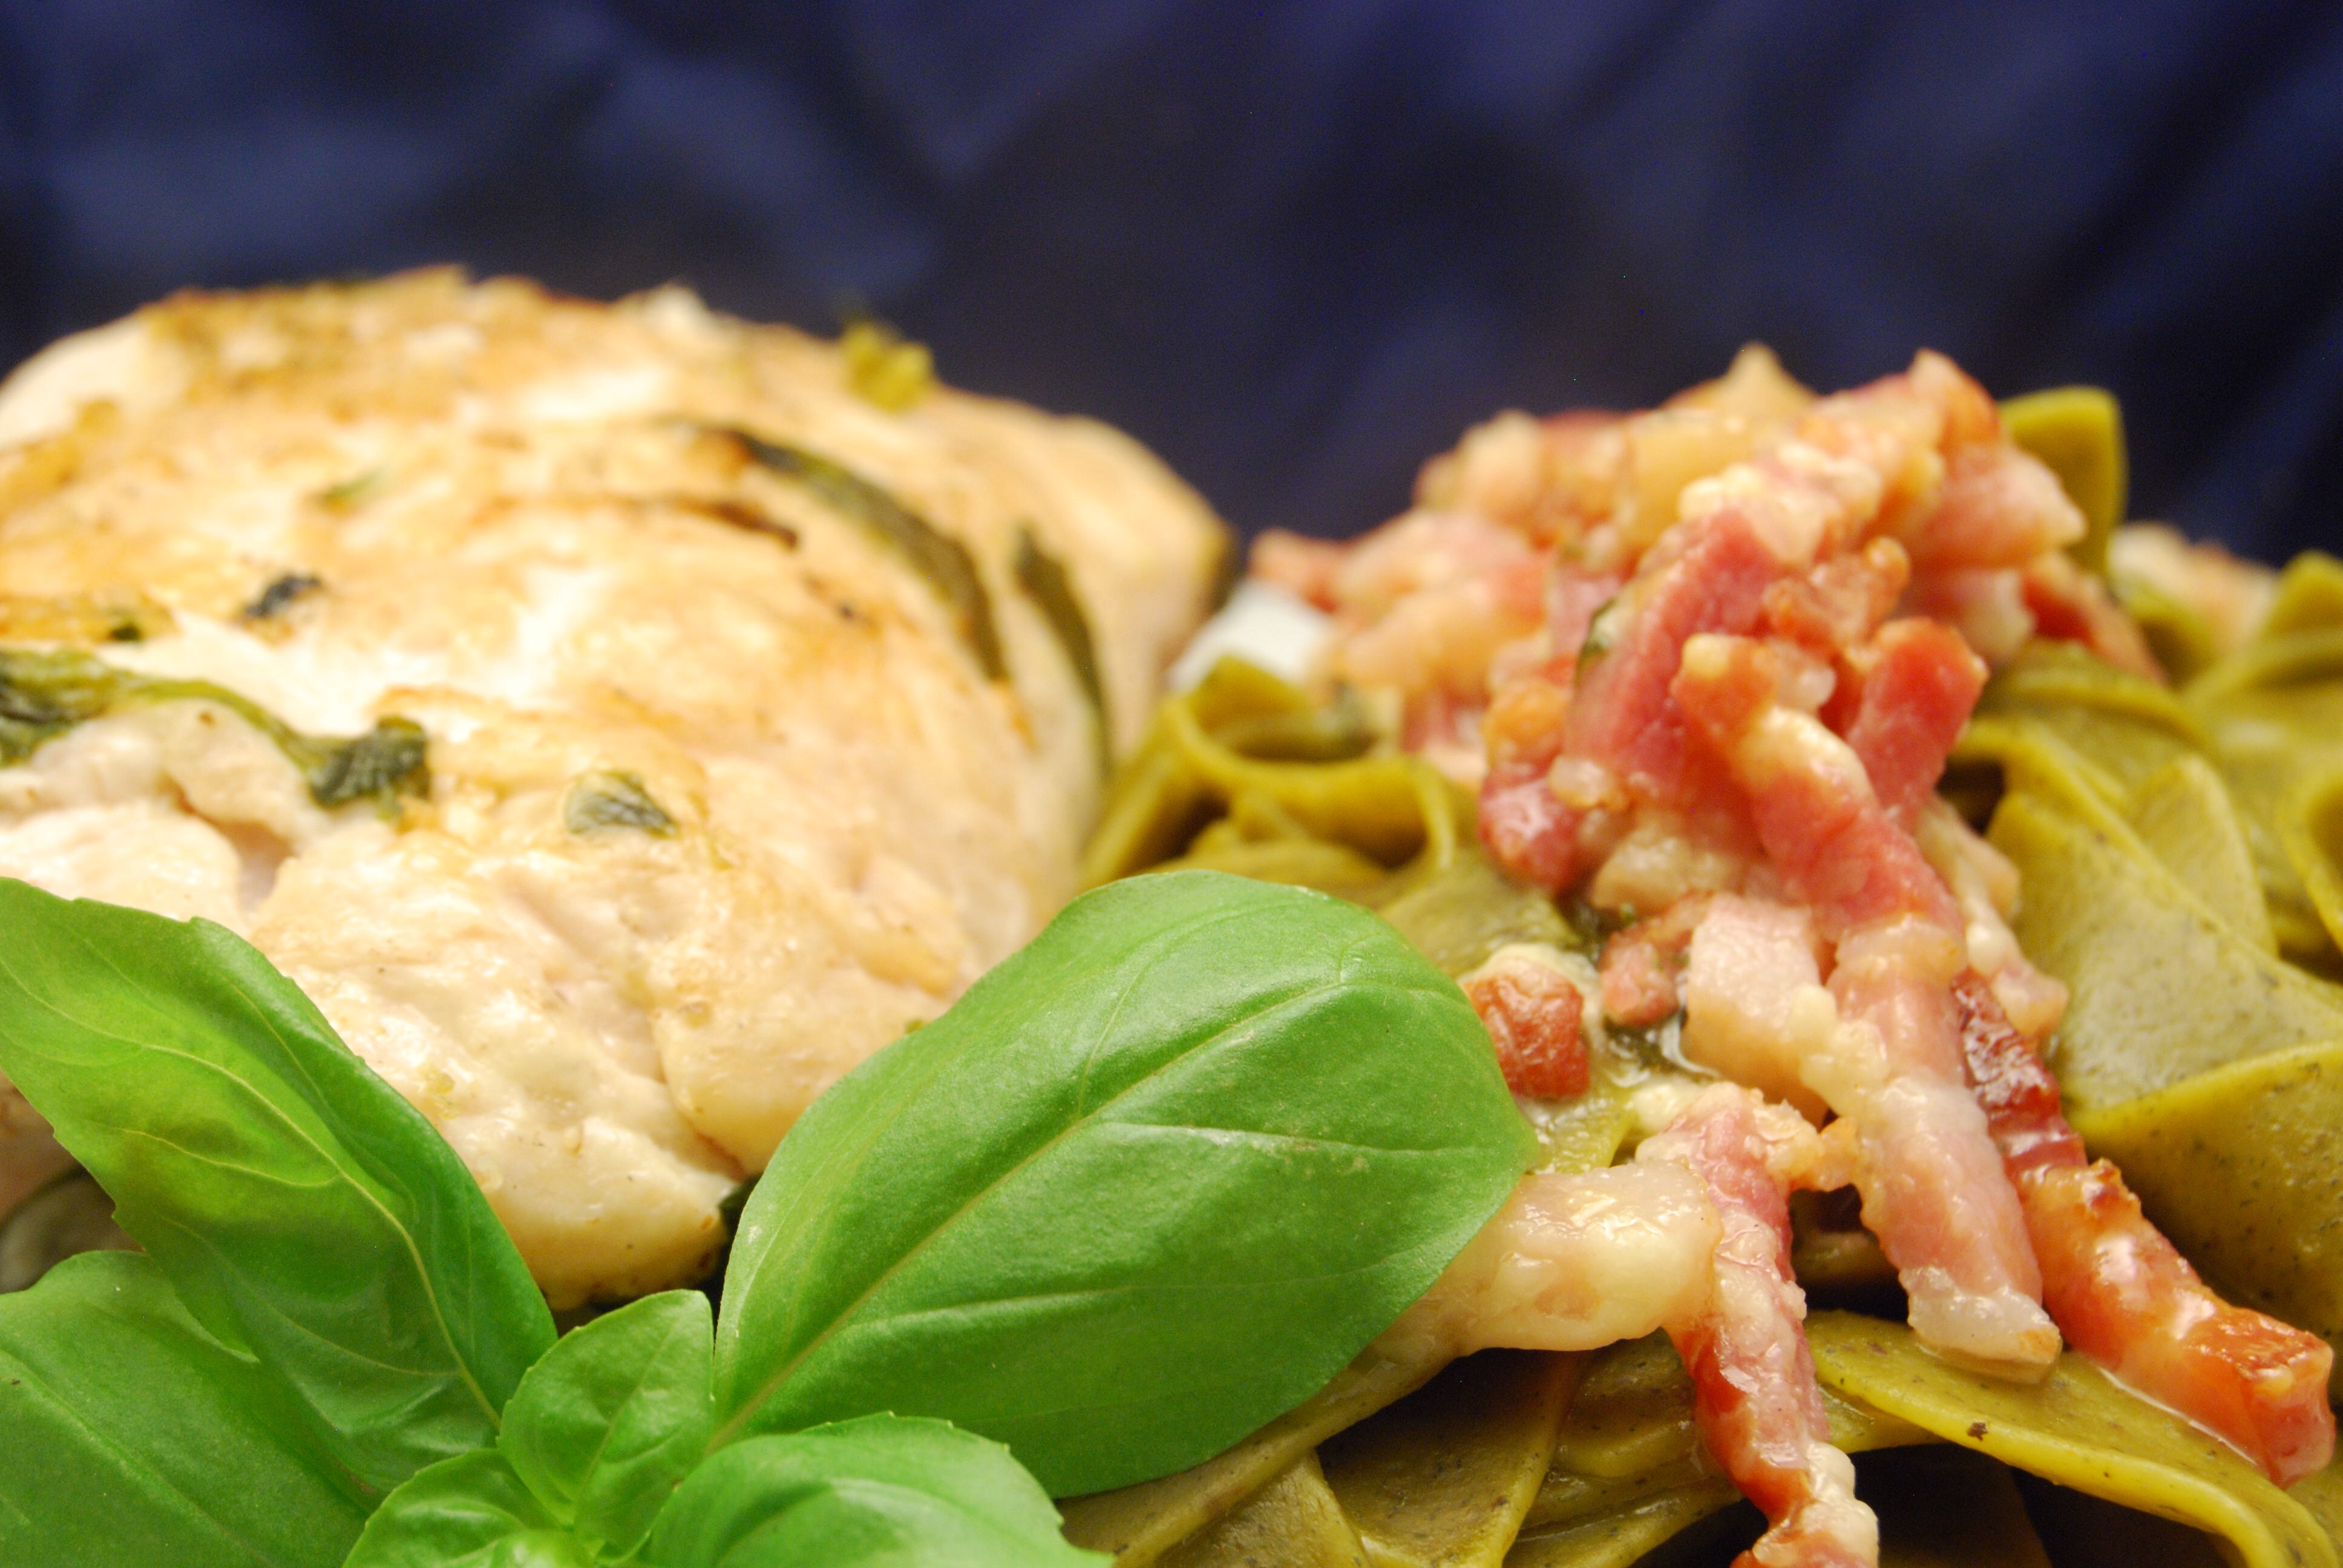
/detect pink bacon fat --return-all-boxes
[1640,1084,1877,1568]
[1954,975,2337,1485]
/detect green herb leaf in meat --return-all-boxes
[0,878,556,1492]
[341,1451,588,1568]
[0,1252,372,1568]
[1013,524,1110,765]
[643,1415,1105,1568]
[723,428,1007,681]
[711,869,1535,1496]
[501,1292,715,1560]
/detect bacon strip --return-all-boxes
[1953,975,2337,1485]
[1640,1085,1877,1568]
[1674,633,2059,1373]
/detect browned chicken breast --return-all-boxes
[0,271,1224,1304]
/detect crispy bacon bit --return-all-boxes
[2025,1165,2336,1486]
[1954,976,2337,1485]
[1463,947,1593,1097]
[1641,1085,1878,1568]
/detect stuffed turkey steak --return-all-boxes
[0,271,1224,1304]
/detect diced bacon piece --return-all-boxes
[1480,777,1581,894]
[1613,405,1781,557]
[1414,409,1628,547]
[1676,437,1889,569]
[1837,619,1985,828]
[1478,663,1587,890]
[1954,976,2337,1484]
[1906,349,2002,450]
[1760,537,1912,664]
[1483,662,1572,772]
[2021,552,2164,681]
[1640,1085,1878,1568]
[1600,932,1679,1027]
[1667,343,1817,425]
[1673,635,1960,933]
[1250,529,1348,610]
[1794,390,1946,544]
[1463,944,1593,1098]
[1325,509,1546,622]
[1395,1161,1723,1362]
[1287,512,1552,737]
[1566,510,1789,803]
[1600,896,1710,1027]
[1682,895,1832,1120]
[1585,808,1752,919]
[1901,566,2037,667]
[1902,443,2085,571]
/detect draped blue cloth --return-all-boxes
[1,1,2336,557]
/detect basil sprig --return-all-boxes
[0,870,1532,1563]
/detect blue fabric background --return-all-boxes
[1,1,2337,558]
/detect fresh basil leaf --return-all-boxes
[713,870,1533,1495]
[342,1451,589,1568]
[0,1250,370,1568]
[644,1414,1104,1568]
[501,1291,713,1558]
[0,880,555,1490]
